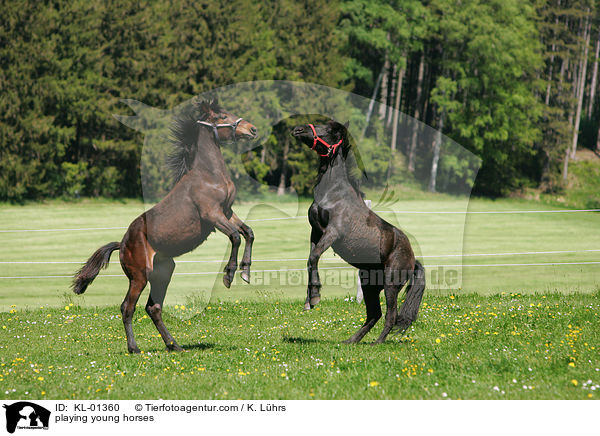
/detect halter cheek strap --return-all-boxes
[197,118,243,143]
[309,124,343,157]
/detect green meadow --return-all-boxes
[1,197,599,399]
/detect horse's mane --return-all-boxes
[343,134,366,199]
[317,122,366,199]
[167,99,221,184]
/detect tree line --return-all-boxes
[1,0,599,201]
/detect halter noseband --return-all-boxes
[197,117,243,143]
[308,124,343,157]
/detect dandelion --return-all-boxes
[568,362,575,368]
[37,376,44,381]
[64,306,70,311]
[571,379,578,386]
[369,381,379,387]
[435,338,441,344]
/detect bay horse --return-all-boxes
[291,120,425,344]
[72,99,257,353]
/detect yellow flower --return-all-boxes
[37,377,44,381]
[64,306,70,311]
[435,338,441,344]
[571,379,578,386]
[369,381,379,387]
[568,362,575,367]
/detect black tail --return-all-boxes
[72,242,120,294]
[394,260,426,334]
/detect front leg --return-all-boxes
[229,212,254,283]
[305,227,338,310]
[207,211,242,288]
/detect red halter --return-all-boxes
[308,124,343,157]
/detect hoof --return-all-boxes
[309,295,321,306]
[166,342,183,352]
[128,346,141,354]
[223,274,233,288]
[303,301,312,311]
[240,270,250,283]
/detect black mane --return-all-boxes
[167,99,220,184]
[318,121,366,198]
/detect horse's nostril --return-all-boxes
[250,127,257,135]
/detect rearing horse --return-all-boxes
[72,99,257,353]
[291,120,426,344]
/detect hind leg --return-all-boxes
[121,271,148,354]
[146,257,182,352]
[374,267,409,344]
[343,279,382,344]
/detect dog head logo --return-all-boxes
[3,402,50,433]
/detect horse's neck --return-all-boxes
[314,152,357,202]
[190,128,229,177]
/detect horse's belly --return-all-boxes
[332,235,382,267]
[146,212,215,257]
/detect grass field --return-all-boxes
[1,196,599,399]
[0,294,598,399]
[1,196,599,309]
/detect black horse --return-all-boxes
[73,99,257,353]
[291,120,425,344]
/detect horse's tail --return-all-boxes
[394,260,426,334]
[72,242,120,294]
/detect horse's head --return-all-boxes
[291,120,349,158]
[197,98,258,142]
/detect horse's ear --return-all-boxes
[343,120,350,129]
[210,97,219,109]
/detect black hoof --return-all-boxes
[128,346,141,354]
[309,295,321,306]
[223,274,233,288]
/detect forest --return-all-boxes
[1,0,599,201]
